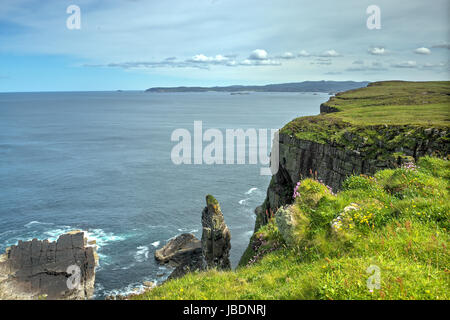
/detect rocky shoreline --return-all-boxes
[0,194,232,300]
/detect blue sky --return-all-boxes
[0,0,449,92]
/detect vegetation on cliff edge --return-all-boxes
[282,81,448,143]
[280,81,449,163]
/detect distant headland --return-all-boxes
[145,80,370,93]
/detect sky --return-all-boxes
[0,0,449,92]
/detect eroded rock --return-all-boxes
[201,195,231,270]
[0,230,98,300]
[155,233,201,266]
[154,233,203,280]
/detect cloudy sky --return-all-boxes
[0,0,449,92]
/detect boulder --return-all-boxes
[154,233,202,267]
[154,233,203,280]
[0,230,98,300]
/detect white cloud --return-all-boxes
[298,50,310,57]
[240,49,281,66]
[324,71,342,75]
[240,59,280,66]
[280,52,295,59]
[319,49,340,57]
[391,60,417,68]
[422,62,447,69]
[189,54,229,62]
[346,61,387,72]
[413,47,431,55]
[311,58,332,65]
[368,47,386,55]
[432,42,450,49]
[248,49,268,60]
[86,48,287,70]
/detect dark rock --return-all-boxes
[154,233,203,280]
[167,257,203,280]
[201,195,231,270]
[155,233,201,267]
[320,103,339,114]
[0,230,98,300]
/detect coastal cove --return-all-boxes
[0,91,330,298]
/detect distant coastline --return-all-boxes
[145,80,370,93]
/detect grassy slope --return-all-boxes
[133,81,449,300]
[323,81,449,126]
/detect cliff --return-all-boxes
[253,81,449,232]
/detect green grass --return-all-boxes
[281,81,450,146]
[324,81,450,124]
[334,103,449,126]
[132,157,449,300]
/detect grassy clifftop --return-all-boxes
[283,80,449,136]
[320,80,449,125]
[281,81,449,159]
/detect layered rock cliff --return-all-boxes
[241,81,450,264]
[0,231,98,300]
[262,125,448,218]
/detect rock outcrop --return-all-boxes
[0,230,98,300]
[154,195,232,280]
[155,233,201,265]
[201,195,231,270]
[154,233,202,280]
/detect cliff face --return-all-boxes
[252,81,450,232]
[262,126,448,219]
[0,231,98,300]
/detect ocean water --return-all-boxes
[0,91,328,298]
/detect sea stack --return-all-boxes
[201,195,231,270]
[0,230,98,300]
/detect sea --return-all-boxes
[0,91,329,298]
